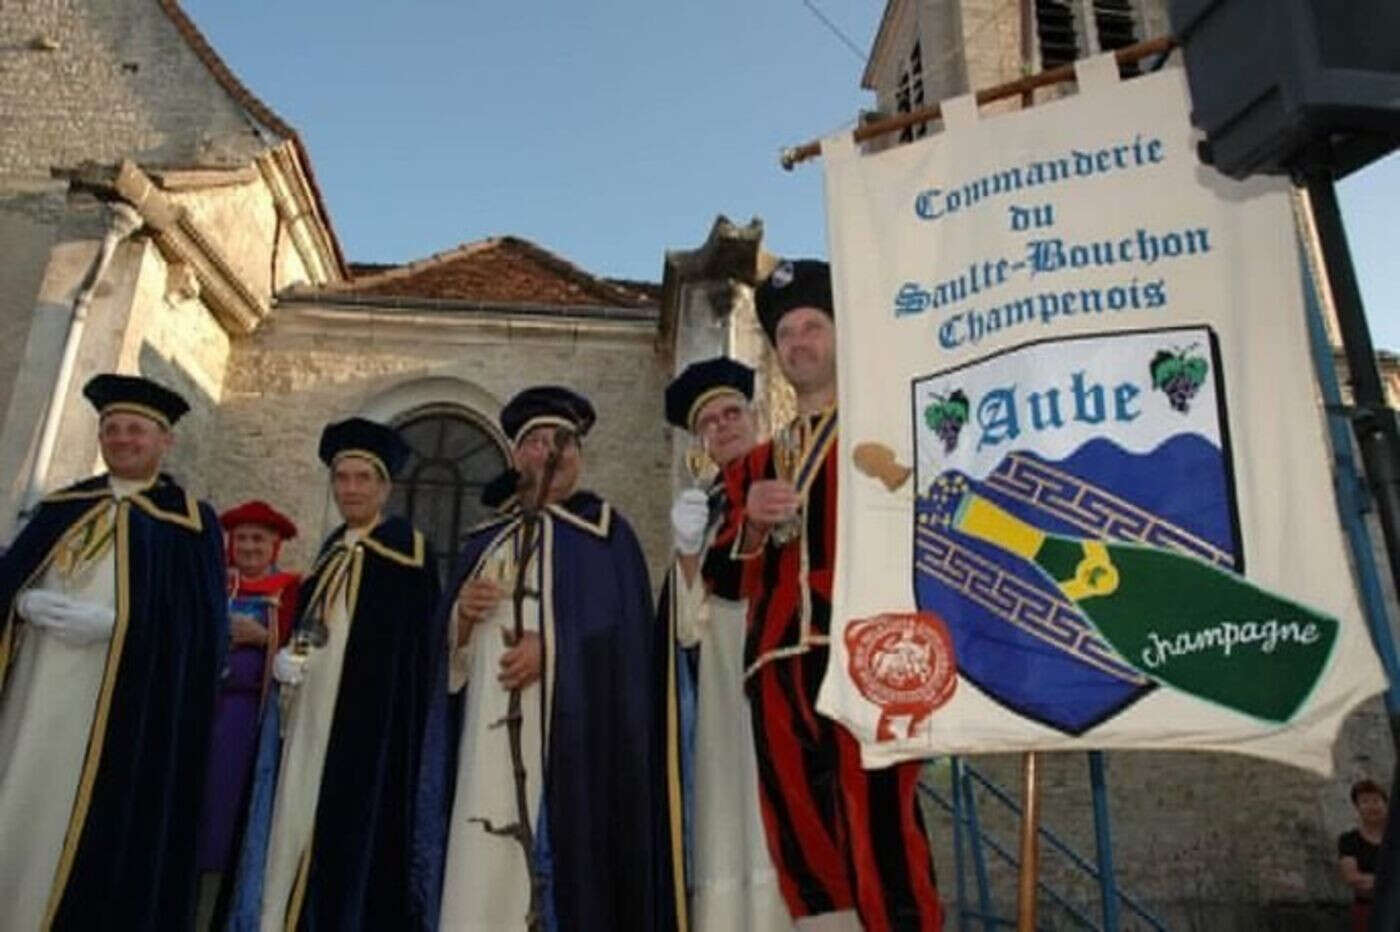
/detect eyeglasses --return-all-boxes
[695,404,747,436]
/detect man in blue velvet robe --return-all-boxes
[0,373,227,930]
[226,417,441,931]
[413,386,677,931]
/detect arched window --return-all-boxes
[388,405,509,581]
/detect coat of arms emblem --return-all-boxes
[904,326,1338,733]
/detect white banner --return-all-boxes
[818,60,1387,774]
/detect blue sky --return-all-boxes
[183,0,1398,351]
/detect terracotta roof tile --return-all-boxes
[335,237,658,309]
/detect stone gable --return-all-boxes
[0,0,270,183]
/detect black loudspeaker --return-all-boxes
[1167,0,1400,179]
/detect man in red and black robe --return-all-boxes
[725,260,944,931]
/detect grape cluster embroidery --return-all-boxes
[1149,346,1208,414]
[924,390,970,454]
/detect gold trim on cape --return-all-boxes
[539,517,557,765]
[284,544,365,929]
[664,568,690,932]
[1,500,111,687]
[545,501,611,539]
[129,488,202,531]
[468,510,518,535]
[41,504,135,929]
[299,553,343,615]
[473,499,610,541]
[359,528,426,568]
[790,408,837,500]
[0,623,13,689]
[286,846,313,931]
[41,487,111,504]
[44,476,202,532]
[467,521,522,583]
[738,414,838,680]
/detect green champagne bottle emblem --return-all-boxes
[928,474,1337,723]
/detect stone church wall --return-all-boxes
[205,305,673,582]
[0,0,268,183]
[0,0,297,524]
[128,242,233,500]
[15,235,232,498]
[165,174,316,308]
[0,190,66,434]
[926,701,1391,930]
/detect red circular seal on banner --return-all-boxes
[845,611,957,741]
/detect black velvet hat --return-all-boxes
[500,386,596,445]
[82,373,190,429]
[754,258,833,344]
[318,417,410,479]
[664,357,755,431]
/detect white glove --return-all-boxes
[273,646,310,686]
[17,589,115,645]
[670,488,711,555]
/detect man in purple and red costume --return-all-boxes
[194,500,300,924]
[725,260,944,931]
[0,373,227,930]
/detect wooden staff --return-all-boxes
[1017,751,1042,932]
[778,35,1176,169]
[471,428,571,932]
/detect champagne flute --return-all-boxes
[684,442,718,489]
[769,421,804,546]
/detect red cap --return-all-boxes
[219,500,298,540]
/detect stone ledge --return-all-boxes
[265,302,658,348]
[110,159,269,335]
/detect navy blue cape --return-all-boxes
[411,491,679,931]
[226,515,441,931]
[0,473,227,930]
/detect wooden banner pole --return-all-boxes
[1018,0,1034,109]
[1016,751,1041,932]
[778,35,1176,170]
